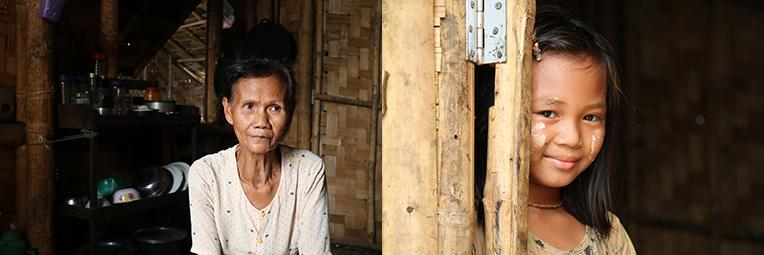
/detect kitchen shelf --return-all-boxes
[59,191,188,223]
[58,104,200,129]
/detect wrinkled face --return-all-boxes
[223,76,289,155]
[530,54,607,188]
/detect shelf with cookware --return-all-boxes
[53,99,199,253]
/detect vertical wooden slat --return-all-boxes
[14,0,25,123]
[483,0,535,254]
[24,0,54,253]
[381,0,438,254]
[205,0,222,123]
[368,0,382,244]
[436,0,475,254]
[100,0,118,77]
[292,0,313,149]
[310,0,324,154]
[244,0,257,31]
[257,0,274,22]
[14,145,26,231]
[13,0,27,233]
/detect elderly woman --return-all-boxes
[189,57,331,254]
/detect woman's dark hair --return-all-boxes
[475,6,627,238]
[223,57,298,124]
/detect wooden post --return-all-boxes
[23,0,55,253]
[14,145,27,231]
[483,0,535,254]
[100,0,119,77]
[436,0,475,254]
[309,0,323,154]
[244,0,257,31]
[14,0,27,232]
[256,0,274,22]
[291,0,313,149]
[205,0,222,123]
[381,0,438,254]
[15,0,26,123]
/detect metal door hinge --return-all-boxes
[466,0,506,65]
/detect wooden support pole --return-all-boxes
[381,0,438,254]
[244,0,257,31]
[15,0,26,123]
[14,145,27,231]
[483,0,535,254]
[205,0,222,123]
[100,0,119,77]
[256,0,274,22]
[436,0,475,254]
[23,0,55,253]
[291,0,313,149]
[310,0,323,154]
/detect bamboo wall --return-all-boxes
[314,0,381,245]
[621,0,764,254]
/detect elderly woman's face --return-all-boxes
[223,75,289,155]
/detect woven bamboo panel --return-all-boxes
[320,102,374,244]
[721,240,764,254]
[710,3,764,238]
[278,0,308,149]
[623,0,764,253]
[321,0,376,101]
[625,0,711,224]
[631,225,710,254]
[317,0,380,245]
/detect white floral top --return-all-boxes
[188,145,331,255]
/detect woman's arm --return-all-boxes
[188,160,222,255]
[296,157,332,254]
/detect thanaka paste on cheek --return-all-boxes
[589,129,603,161]
[532,122,546,148]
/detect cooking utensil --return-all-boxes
[112,187,141,204]
[73,239,137,255]
[133,167,173,198]
[145,101,176,113]
[133,227,188,255]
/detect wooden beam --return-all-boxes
[100,0,119,77]
[23,0,54,253]
[483,1,535,254]
[292,0,313,149]
[179,19,206,29]
[205,0,222,123]
[381,0,438,253]
[436,0,475,254]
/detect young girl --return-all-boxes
[475,6,636,254]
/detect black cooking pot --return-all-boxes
[73,239,137,255]
[132,227,188,255]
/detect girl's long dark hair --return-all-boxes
[475,6,627,238]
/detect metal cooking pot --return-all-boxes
[133,227,188,255]
[73,239,136,255]
[133,167,173,198]
[145,101,176,113]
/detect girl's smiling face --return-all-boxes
[530,53,607,189]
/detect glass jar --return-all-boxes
[144,87,160,101]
